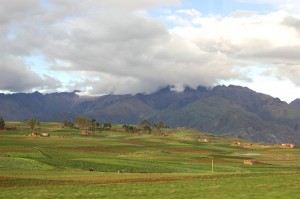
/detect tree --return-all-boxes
[122,125,139,133]
[140,120,151,127]
[139,120,152,133]
[143,124,152,133]
[103,122,112,129]
[154,121,167,134]
[90,119,97,133]
[27,118,40,134]
[63,119,74,128]
[0,117,5,129]
[96,122,100,128]
[122,124,129,132]
[75,116,91,130]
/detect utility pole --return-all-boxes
[212,158,214,173]
[81,151,83,169]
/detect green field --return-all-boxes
[0,122,299,198]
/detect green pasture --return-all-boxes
[1,172,299,198]
[0,122,299,198]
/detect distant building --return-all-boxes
[29,132,50,137]
[281,143,296,148]
[81,130,89,136]
[233,142,253,146]
[4,127,17,131]
[244,159,258,165]
[40,133,50,137]
[198,138,209,142]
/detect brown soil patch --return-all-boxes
[0,176,215,188]
[169,148,213,154]
[99,176,211,185]
[0,176,12,180]
[58,147,129,154]
[192,158,238,164]
[0,148,33,153]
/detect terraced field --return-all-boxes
[0,122,299,198]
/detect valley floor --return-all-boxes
[0,122,299,198]
[1,170,299,199]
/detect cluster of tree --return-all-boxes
[122,120,168,134]
[90,119,98,132]
[139,120,152,133]
[140,120,168,133]
[75,117,91,130]
[27,118,40,134]
[0,116,5,129]
[73,117,111,133]
[122,125,140,133]
[102,122,112,129]
[63,120,74,128]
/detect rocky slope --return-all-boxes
[1,85,299,144]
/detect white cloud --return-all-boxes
[0,0,179,92]
[237,0,300,13]
[165,9,300,93]
[1,0,300,101]
[0,55,61,92]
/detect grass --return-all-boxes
[0,172,299,198]
[0,122,299,198]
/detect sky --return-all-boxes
[1,0,300,102]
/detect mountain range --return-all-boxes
[1,85,300,144]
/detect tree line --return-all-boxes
[0,116,5,129]
[0,115,168,135]
[123,120,168,134]
[63,116,112,132]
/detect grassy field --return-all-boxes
[0,122,299,198]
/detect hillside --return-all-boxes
[0,123,300,198]
[290,99,300,108]
[1,85,300,143]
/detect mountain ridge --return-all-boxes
[1,85,300,144]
